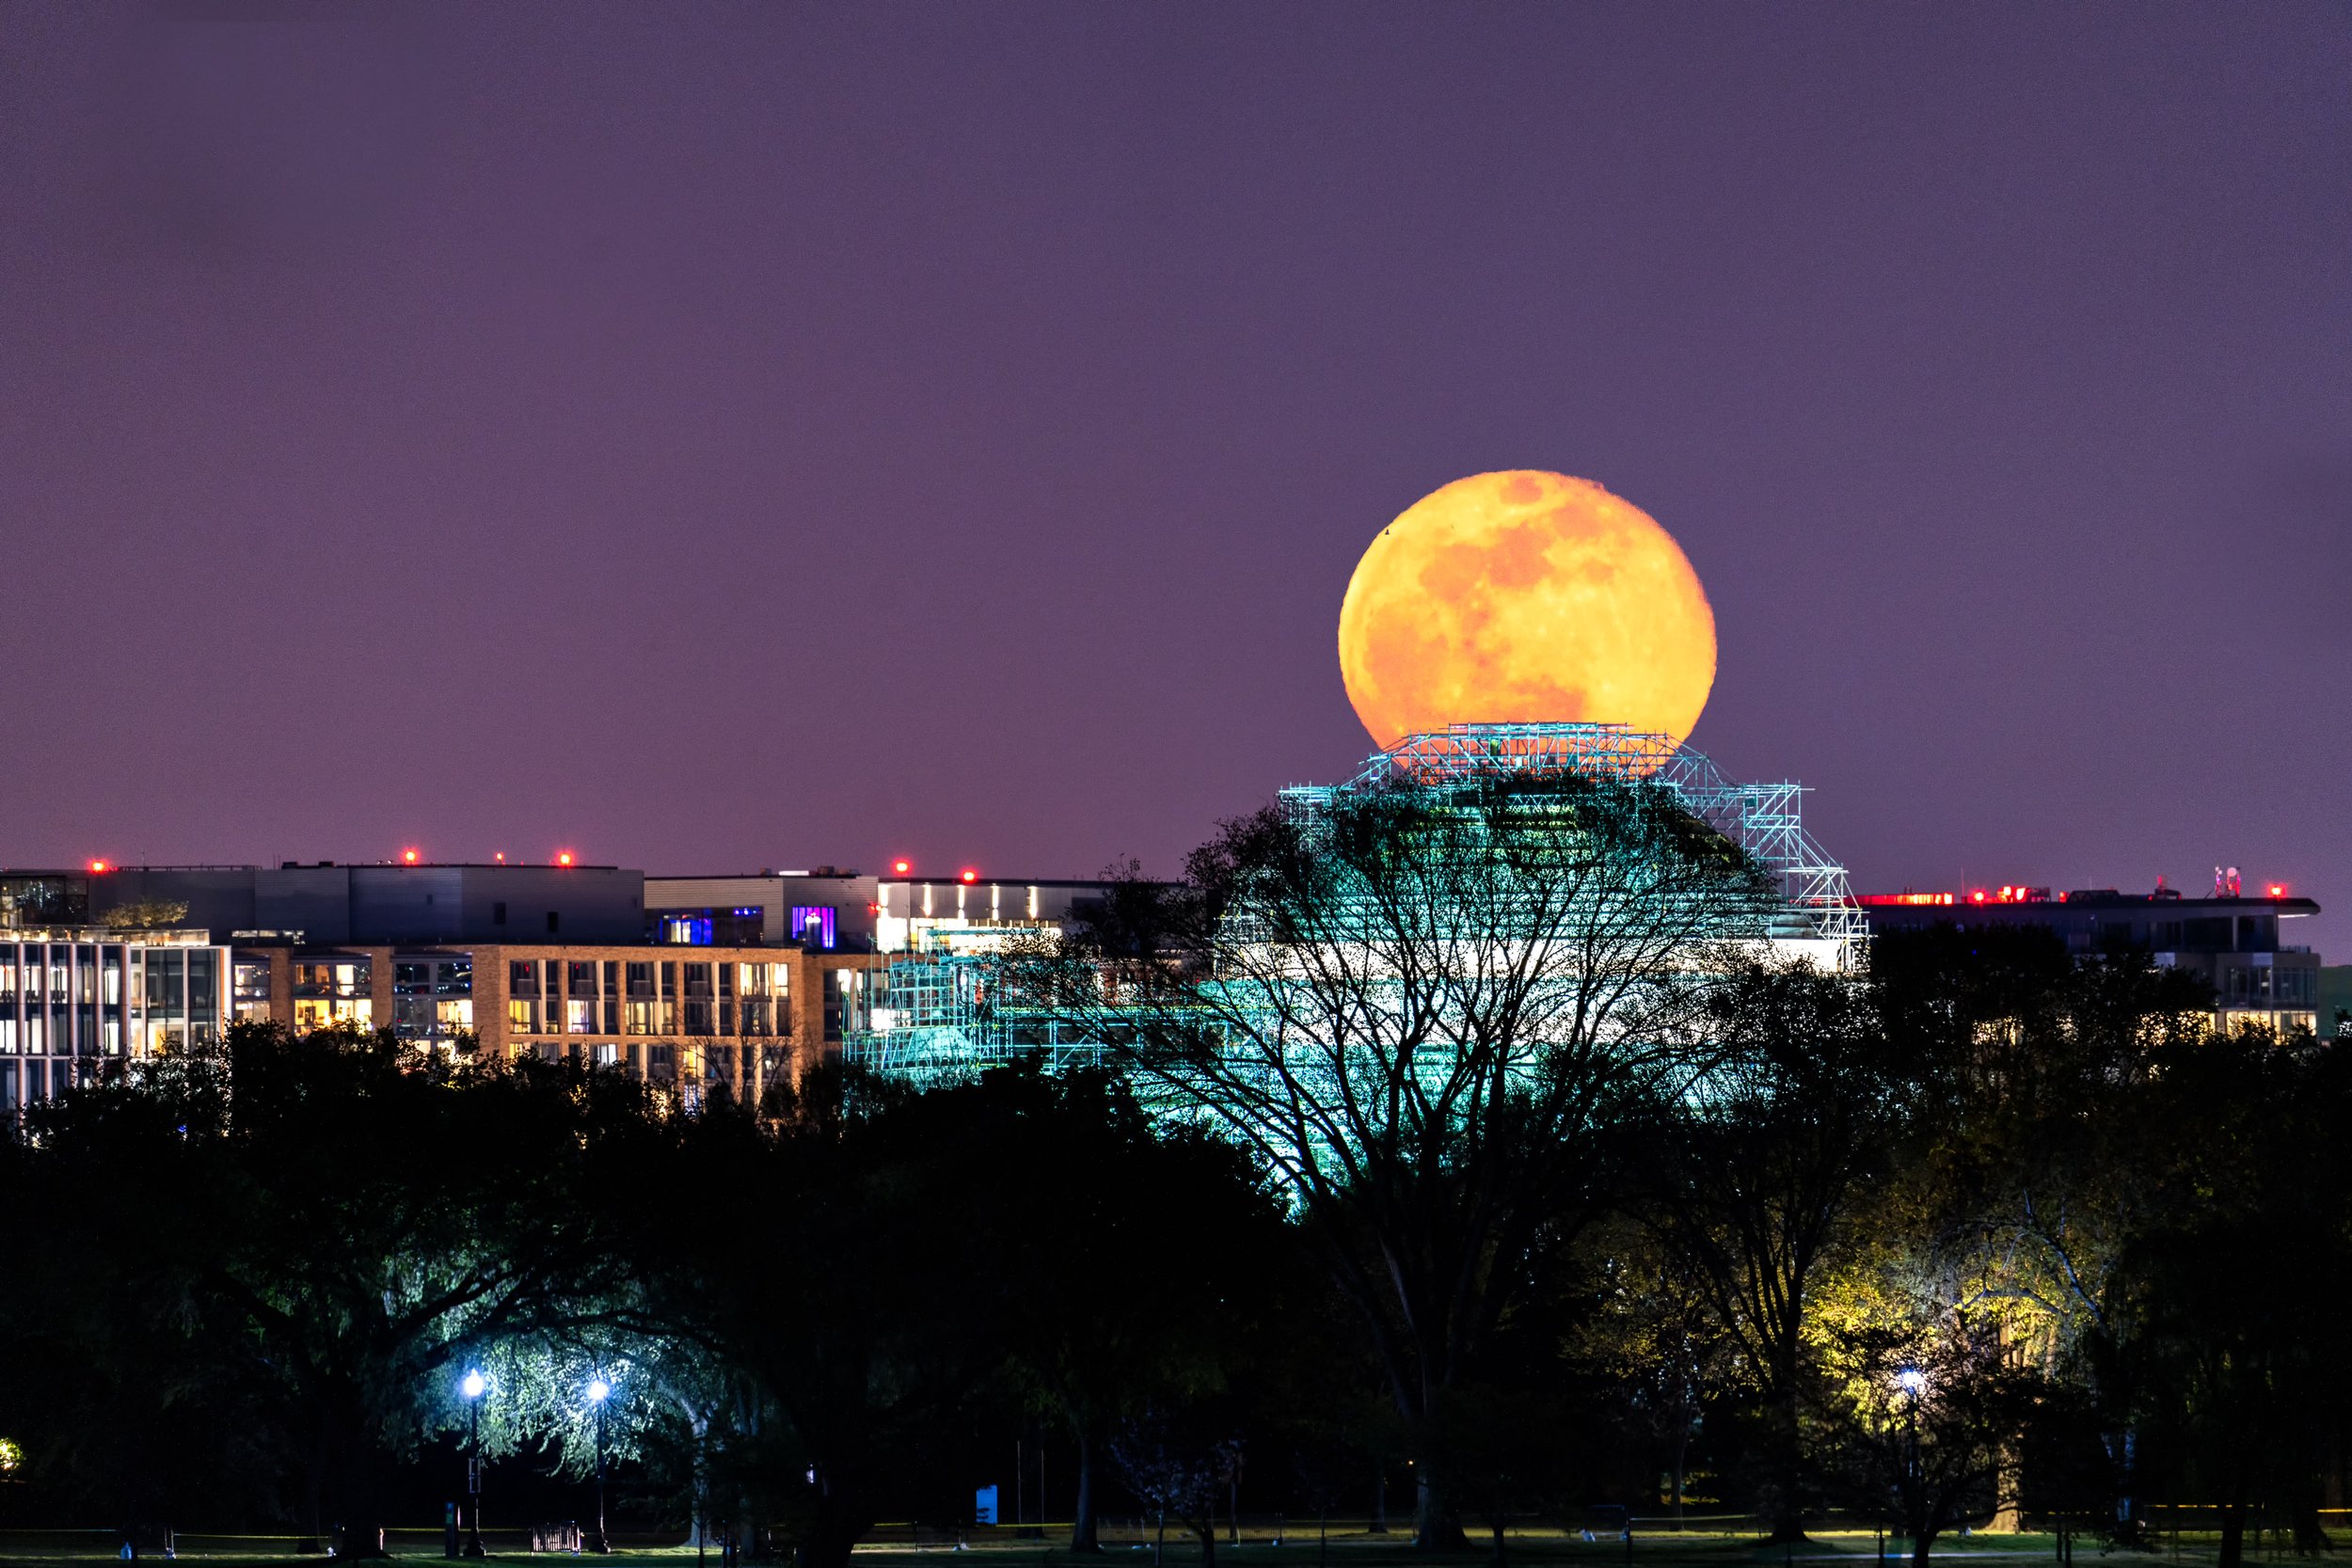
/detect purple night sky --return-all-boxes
[3,6,2346,951]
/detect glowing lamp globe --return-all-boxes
[461,1370,486,1400]
[1339,471,1716,758]
[587,1378,612,1404]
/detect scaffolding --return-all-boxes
[1311,721,1868,953]
[839,721,1867,1085]
[837,952,1100,1079]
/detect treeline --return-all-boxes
[0,927,2345,1566]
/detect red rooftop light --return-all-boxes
[556,850,575,867]
[2268,883,2285,897]
[87,858,109,874]
[402,847,420,865]
[892,859,912,876]
[961,868,978,884]
[494,852,506,863]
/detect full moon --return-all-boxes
[1338,470,1716,754]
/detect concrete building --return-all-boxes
[90,861,645,945]
[644,868,879,950]
[227,939,887,1099]
[646,869,1138,958]
[872,875,1130,955]
[1858,881,2324,1036]
[0,925,232,1112]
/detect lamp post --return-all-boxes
[587,1378,612,1555]
[1895,1368,1926,1561]
[462,1370,488,1559]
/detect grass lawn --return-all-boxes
[18,1523,2324,1568]
[0,1522,2288,1567]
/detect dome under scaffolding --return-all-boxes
[841,721,1866,1086]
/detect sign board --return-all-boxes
[975,1484,999,1526]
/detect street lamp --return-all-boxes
[587,1378,613,1555]
[462,1370,488,1559]
[1895,1368,1925,1560]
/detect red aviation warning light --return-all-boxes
[892,859,913,876]
[402,847,421,865]
[87,859,109,874]
[960,868,978,884]
[556,850,575,867]
[2268,883,2285,897]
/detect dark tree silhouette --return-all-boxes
[1026,768,1774,1547]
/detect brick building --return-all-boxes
[231,940,888,1099]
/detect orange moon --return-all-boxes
[1338,470,1716,753]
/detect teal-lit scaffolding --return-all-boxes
[838,720,1867,1085]
[1318,721,1867,952]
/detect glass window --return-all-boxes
[568,961,597,997]
[436,960,472,996]
[790,906,836,949]
[148,952,184,1017]
[510,961,537,997]
[566,1000,594,1034]
[394,962,431,992]
[437,998,473,1030]
[508,999,535,1034]
[684,963,713,998]
[626,1001,654,1036]
[627,962,654,999]
[187,951,216,1020]
[292,997,372,1033]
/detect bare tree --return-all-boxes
[1635,961,1904,1541]
[1023,767,1774,1548]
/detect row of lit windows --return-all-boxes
[0,946,218,1013]
[506,959,787,1002]
[0,946,222,1055]
[505,995,787,1037]
[517,1038,791,1085]
[0,1017,218,1059]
